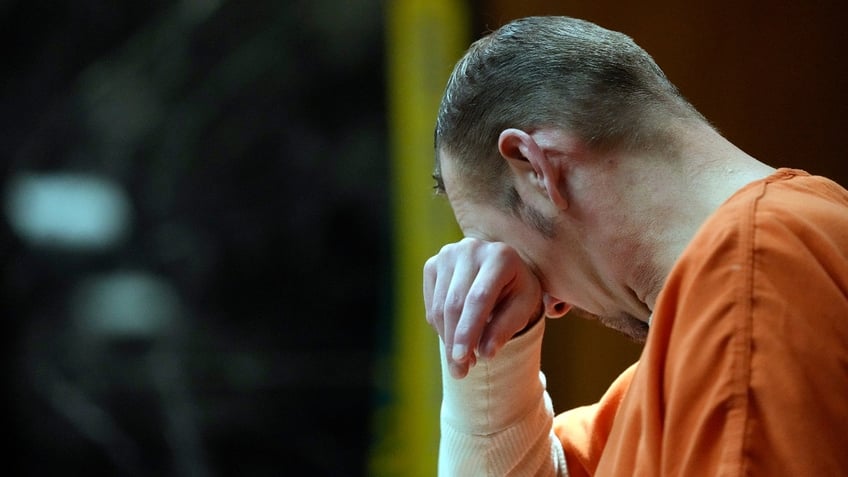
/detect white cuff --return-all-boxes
[440,318,546,434]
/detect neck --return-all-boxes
[637,124,775,311]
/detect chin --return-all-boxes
[572,308,650,343]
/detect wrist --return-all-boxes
[441,317,546,433]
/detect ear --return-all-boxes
[498,128,568,210]
[543,293,572,319]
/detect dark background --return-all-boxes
[4,1,847,476]
[4,1,387,475]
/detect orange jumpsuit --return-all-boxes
[438,169,848,476]
[556,168,848,476]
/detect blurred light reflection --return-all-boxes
[4,172,132,251]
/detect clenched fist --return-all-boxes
[423,237,545,379]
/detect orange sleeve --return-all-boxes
[638,172,848,476]
[739,177,848,475]
[552,363,637,477]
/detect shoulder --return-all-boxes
[666,168,848,298]
[741,170,848,475]
[750,170,848,305]
[643,170,848,474]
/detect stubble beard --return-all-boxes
[571,308,650,343]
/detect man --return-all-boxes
[423,16,848,476]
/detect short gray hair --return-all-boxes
[434,16,705,212]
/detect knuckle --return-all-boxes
[487,241,516,260]
[431,301,445,318]
[465,287,489,307]
[457,236,484,253]
[424,255,435,268]
[439,241,459,256]
[426,304,444,327]
[444,294,465,317]
[423,256,437,275]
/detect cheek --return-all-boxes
[537,261,575,302]
[541,255,607,313]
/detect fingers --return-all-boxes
[479,293,544,358]
[451,246,518,361]
[438,252,472,365]
[425,244,465,377]
[423,254,449,338]
[423,238,544,379]
[425,256,472,379]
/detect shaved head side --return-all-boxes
[434,16,706,210]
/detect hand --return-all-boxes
[423,237,544,379]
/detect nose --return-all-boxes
[543,293,571,318]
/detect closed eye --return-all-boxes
[432,173,446,195]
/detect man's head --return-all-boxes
[434,16,705,222]
[432,16,718,341]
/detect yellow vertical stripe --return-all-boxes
[370,1,467,476]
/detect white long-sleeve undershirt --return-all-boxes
[438,319,569,476]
